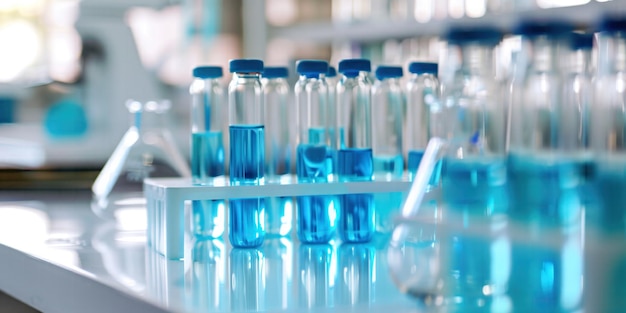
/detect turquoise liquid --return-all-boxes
[439,157,509,311]
[265,196,293,237]
[507,153,586,311]
[407,149,442,185]
[586,159,626,233]
[441,157,508,216]
[507,153,585,226]
[337,148,374,243]
[296,142,336,243]
[191,131,225,183]
[373,154,403,179]
[229,125,265,248]
[191,131,225,238]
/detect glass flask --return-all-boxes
[91,99,191,217]
[228,59,266,248]
[294,59,337,244]
[262,66,293,237]
[336,58,375,244]
[388,25,509,311]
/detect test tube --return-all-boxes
[336,58,375,243]
[372,65,405,180]
[228,59,266,248]
[405,62,440,183]
[189,66,226,238]
[295,60,337,244]
[262,66,293,237]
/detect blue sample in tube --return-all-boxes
[296,142,336,243]
[337,148,375,243]
[229,124,265,247]
[191,131,225,179]
[295,60,336,244]
[372,154,403,177]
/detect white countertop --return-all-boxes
[0,191,419,313]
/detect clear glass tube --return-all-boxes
[405,63,440,182]
[336,58,374,243]
[262,67,293,237]
[189,66,226,238]
[295,60,337,244]
[228,59,265,248]
[589,21,626,237]
[371,67,404,180]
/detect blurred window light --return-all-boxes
[266,0,297,26]
[448,0,465,19]
[414,0,433,23]
[466,0,487,18]
[0,20,42,82]
[596,0,613,2]
[537,0,590,8]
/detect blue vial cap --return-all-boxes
[408,62,438,76]
[598,15,626,33]
[192,66,223,79]
[338,59,371,77]
[327,66,337,78]
[262,66,289,78]
[375,66,403,80]
[445,25,503,46]
[513,20,574,38]
[229,59,263,73]
[570,32,594,50]
[296,60,328,76]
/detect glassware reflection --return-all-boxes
[191,239,227,312]
[145,248,188,308]
[298,244,336,309]
[337,244,375,306]
[230,248,265,312]
[263,238,293,311]
[388,214,586,312]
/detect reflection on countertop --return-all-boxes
[0,190,418,313]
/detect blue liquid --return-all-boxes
[192,200,225,238]
[507,153,585,226]
[229,125,265,248]
[407,149,442,185]
[587,159,626,234]
[191,131,225,184]
[337,148,374,243]
[296,142,336,243]
[373,154,403,179]
[265,196,293,237]
[441,157,508,216]
[191,131,225,237]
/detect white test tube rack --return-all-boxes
[144,177,413,260]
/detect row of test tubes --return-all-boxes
[189,56,440,249]
[386,15,626,312]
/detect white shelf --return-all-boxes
[267,1,625,44]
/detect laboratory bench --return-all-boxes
[0,190,418,313]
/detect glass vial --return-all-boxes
[336,58,375,243]
[262,66,293,237]
[405,62,440,182]
[228,59,266,248]
[586,17,626,312]
[295,60,337,244]
[190,66,226,238]
[372,65,405,180]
